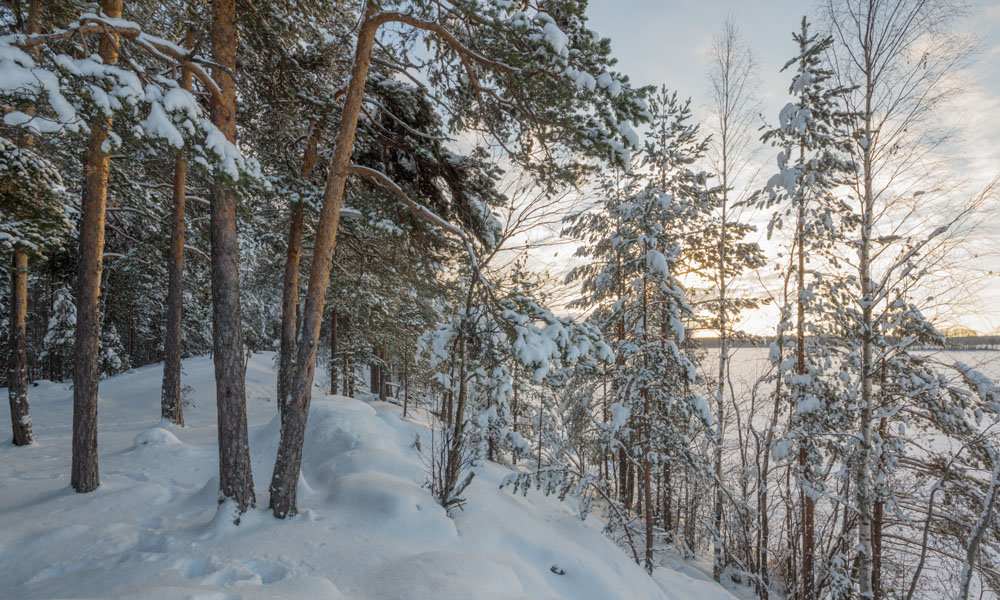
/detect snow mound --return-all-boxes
[0,353,736,599]
[133,426,182,447]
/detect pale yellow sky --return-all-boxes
[511,0,1000,337]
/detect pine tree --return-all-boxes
[565,89,715,572]
[1,135,71,445]
[757,18,856,599]
[40,284,74,382]
[269,0,648,519]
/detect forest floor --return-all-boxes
[0,353,737,600]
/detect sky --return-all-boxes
[536,0,1000,336]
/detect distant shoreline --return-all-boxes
[691,336,1000,351]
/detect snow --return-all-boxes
[141,102,184,149]
[791,71,813,94]
[645,249,670,279]
[541,21,570,58]
[797,394,821,414]
[596,72,623,97]
[0,353,736,600]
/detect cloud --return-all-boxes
[984,4,1000,23]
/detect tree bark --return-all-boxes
[9,249,33,445]
[643,391,653,573]
[346,348,353,397]
[758,327,786,600]
[277,201,303,420]
[71,0,123,493]
[446,329,469,497]
[269,1,380,518]
[329,310,338,395]
[641,260,653,573]
[796,172,815,600]
[379,345,387,402]
[713,216,727,582]
[160,39,193,427]
[402,352,408,418]
[370,356,379,396]
[871,413,888,600]
[857,70,876,600]
[209,0,255,517]
[7,0,41,447]
[277,118,324,418]
[957,447,1000,600]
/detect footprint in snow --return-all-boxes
[176,555,216,579]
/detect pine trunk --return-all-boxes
[71,0,122,493]
[277,201,303,420]
[209,0,255,517]
[643,393,653,573]
[277,118,324,417]
[9,248,33,445]
[9,0,42,446]
[160,49,193,427]
[329,310,338,395]
[269,3,380,518]
[641,265,654,573]
[346,353,353,397]
[445,331,469,497]
[379,345,387,401]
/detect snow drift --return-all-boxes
[0,353,735,599]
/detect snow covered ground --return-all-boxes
[0,353,735,600]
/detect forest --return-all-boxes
[2,0,1000,599]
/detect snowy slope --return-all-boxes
[0,353,736,600]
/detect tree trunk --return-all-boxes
[160,44,193,427]
[511,381,519,465]
[536,396,543,478]
[714,325,726,581]
[642,392,653,573]
[277,118,325,417]
[346,351,353,397]
[329,310,338,395]
[663,464,672,532]
[857,81,876,600]
[402,352,408,418]
[640,263,653,573]
[269,2,380,518]
[277,201,303,420]
[796,183,815,600]
[9,249,33,445]
[713,145,730,584]
[209,0,255,517]
[126,296,134,359]
[445,330,469,496]
[958,446,1000,600]
[379,345,387,402]
[71,0,123,493]
[872,414,888,600]
[9,2,43,444]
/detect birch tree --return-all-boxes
[704,15,763,582]
[823,0,982,594]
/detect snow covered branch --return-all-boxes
[18,14,223,100]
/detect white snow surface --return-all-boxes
[0,353,736,600]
